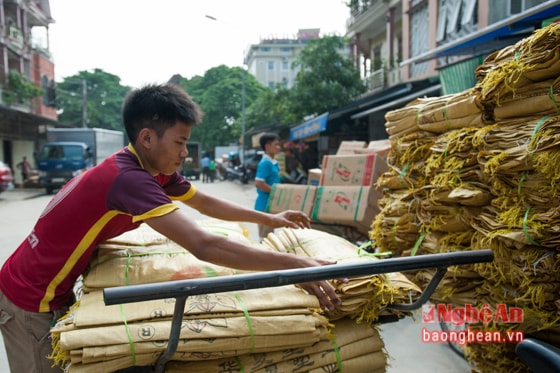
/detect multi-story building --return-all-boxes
[290,0,560,160]
[348,0,558,96]
[0,0,58,185]
[245,28,329,89]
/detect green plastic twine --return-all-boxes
[234,292,255,353]
[549,83,560,114]
[518,172,527,195]
[529,115,553,153]
[234,356,245,373]
[523,207,540,246]
[331,337,343,372]
[125,250,132,285]
[119,304,137,364]
[444,98,452,130]
[410,232,426,256]
[398,165,409,186]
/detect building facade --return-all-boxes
[244,28,351,89]
[0,0,58,185]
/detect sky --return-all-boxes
[45,0,350,88]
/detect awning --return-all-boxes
[290,112,328,140]
[351,84,442,119]
[401,1,560,66]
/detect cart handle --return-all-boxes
[104,249,493,373]
[104,249,493,305]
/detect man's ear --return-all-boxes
[138,128,154,148]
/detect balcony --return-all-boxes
[7,25,24,49]
[363,63,402,93]
[347,0,390,32]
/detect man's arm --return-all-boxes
[146,209,340,310]
[182,189,310,229]
[255,178,272,193]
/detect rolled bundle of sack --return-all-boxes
[165,317,387,373]
[83,220,253,291]
[475,22,560,104]
[262,228,422,324]
[492,77,560,120]
[384,90,489,140]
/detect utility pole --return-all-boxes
[81,79,87,128]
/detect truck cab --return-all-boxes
[37,142,93,194]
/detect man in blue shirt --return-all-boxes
[254,133,281,240]
[201,154,210,183]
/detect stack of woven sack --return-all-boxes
[50,220,419,372]
[370,22,560,372]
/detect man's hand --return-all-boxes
[271,210,311,229]
[299,280,342,311]
[296,258,347,311]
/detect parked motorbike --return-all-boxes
[281,167,308,185]
[226,164,252,184]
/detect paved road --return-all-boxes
[0,181,471,372]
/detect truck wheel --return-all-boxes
[46,186,54,195]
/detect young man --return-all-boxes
[16,155,32,182]
[0,84,341,372]
[254,133,282,240]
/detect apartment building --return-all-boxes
[287,0,559,161]
[0,0,58,181]
[244,28,350,89]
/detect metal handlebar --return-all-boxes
[104,249,494,373]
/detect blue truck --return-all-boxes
[37,128,125,194]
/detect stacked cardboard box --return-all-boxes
[311,151,387,235]
[265,184,317,216]
[267,140,388,237]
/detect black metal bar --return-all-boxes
[153,296,187,373]
[104,250,493,305]
[388,267,448,311]
[104,249,493,372]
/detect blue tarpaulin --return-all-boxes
[290,112,328,140]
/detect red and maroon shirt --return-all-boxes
[0,145,196,312]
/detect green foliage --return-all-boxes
[56,69,129,132]
[51,35,364,150]
[2,70,43,104]
[288,35,366,124]
[178,65,265,152]
[246,35,365,127]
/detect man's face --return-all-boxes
[266,139,281,157]
[144,122,192,175]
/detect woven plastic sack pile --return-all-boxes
[370,22,560,372]
[50,222,390,372]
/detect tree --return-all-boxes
[244,84,291,130]
[245,35,365,129]
[2,70,43,105]
[178,65,265,153]
[288,35,366,124]
[56,69,130,131]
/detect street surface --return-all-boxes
[0,180,470,372]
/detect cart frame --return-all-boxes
[103,249,494,373]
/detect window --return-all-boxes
[461,0,477,25]
[268,61,275,70]
[282,60,289,70]
[261,47,270,52]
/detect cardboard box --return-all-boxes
[336,141,367,155]
[320,153,387,186]
[311,186,382,234]
[307,168,322,186]
[265,184,317,216]
[354,139,392,158]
